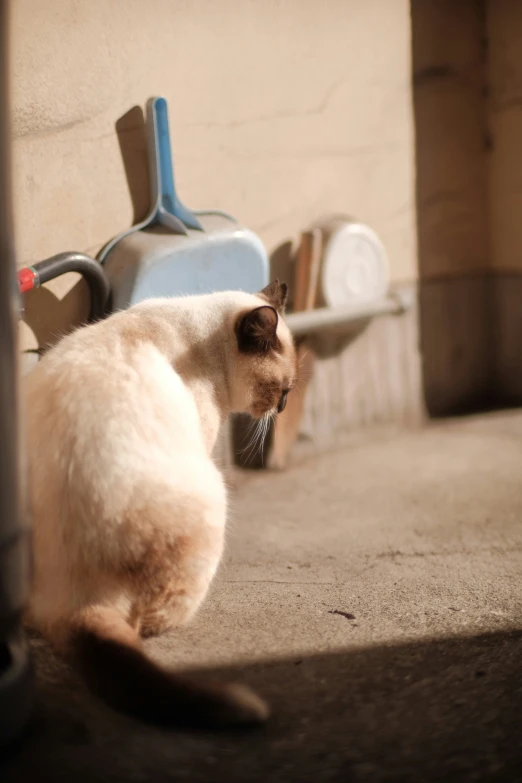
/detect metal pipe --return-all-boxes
[285,291,410,337]
[19,252,110,322]
[37,252,109,321]
[0,0,33,748]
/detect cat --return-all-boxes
[23,280,296,728]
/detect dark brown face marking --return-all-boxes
[236,306,280,354]
[250,375,295,418]
[259,280,288,314]
[236,290,296,418]
[250,376,280,417]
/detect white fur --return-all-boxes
[24,291,294,638]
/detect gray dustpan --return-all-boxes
[99,97,268,310]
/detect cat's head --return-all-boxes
[230,280,297,419]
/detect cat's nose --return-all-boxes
[277,392,288,413]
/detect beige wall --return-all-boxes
[12,0,417,351]
[487,0,522,273]
[412,0,489,280]
[413,0,522,279]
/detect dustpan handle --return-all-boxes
[147,97,203,232]
[97,97,203,263]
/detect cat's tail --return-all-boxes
[58,606,269,729]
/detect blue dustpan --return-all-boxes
[99,97,268,310]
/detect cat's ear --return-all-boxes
[236,306,279,353]
[259,279,288,314]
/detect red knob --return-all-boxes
[17,267,38,293]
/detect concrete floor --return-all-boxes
[2,411,522,782]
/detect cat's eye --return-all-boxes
[277,390,289,413]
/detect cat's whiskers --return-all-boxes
[240,411,274,466]
[238,416,265,462]
[257,412,274,467]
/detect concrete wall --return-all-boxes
[412,0,489,281]
[411,0,522,414]
[11,0,417,354]
[411,0,492,416]
[412,0,522,280]
[412,0,522,281]
[487,0,522,402]
[488,0,522,274]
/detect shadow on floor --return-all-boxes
[2,629,521,782]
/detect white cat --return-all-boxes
[23,281,296,728]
